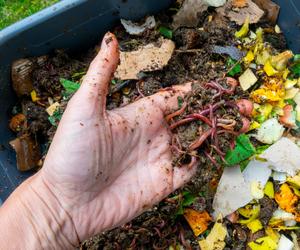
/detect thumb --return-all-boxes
[78,32,119,115]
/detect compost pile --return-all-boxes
[9,0,300,249]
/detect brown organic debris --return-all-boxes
[11,56,48,96]
[115,39,175,80]
[172,0,208,29]
[11,59,34,96]
[9,114,26,133]
[10,135,41,171]
[253,0,280,24]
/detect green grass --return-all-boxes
[0,0,59,30]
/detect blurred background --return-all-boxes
[0,0,59,30]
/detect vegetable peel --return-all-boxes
[198,216,227,250]
[183,209,212,236]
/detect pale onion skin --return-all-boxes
[236,99,253,118]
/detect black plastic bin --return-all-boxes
[0,0,299,203]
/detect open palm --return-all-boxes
[39,33,197,243]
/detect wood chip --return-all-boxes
[115,39,175,80]
[217,0,264,25]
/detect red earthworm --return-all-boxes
[169,117,195,130]
[179,227,192,250]
[204,150,219,167]
[186,113,212,126]
[189,128,213,151]
[165,103,187,122]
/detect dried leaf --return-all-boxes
[115,39,175,80]
[184,209,212,236]
[217,0,264,25]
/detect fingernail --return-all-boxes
[101,32,114,49]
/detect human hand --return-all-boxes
[0,32,197,249]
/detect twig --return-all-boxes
[175,49,202,53]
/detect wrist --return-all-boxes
[0,173,80,249]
